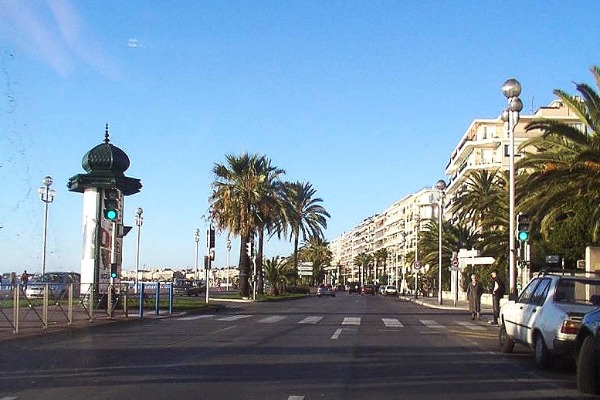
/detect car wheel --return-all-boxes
[577,335,600,394]
[534,333,552,368]
[499,323,515,353]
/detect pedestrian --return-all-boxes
[21,270,29,289]
[466,273,484,320]
[489,269,505,325]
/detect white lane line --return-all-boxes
[209,325,237,335]
[342,317,361,326]
[420,319,445,329]
[217,315,253,321]
[298,316,323,324]
[288,397,305,400]
[456,321,486,331]
[331,328,343,340]
[382,318,403,328]
[177,315,215,321]
[258,316,287,323]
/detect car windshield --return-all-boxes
[554,278,600,305]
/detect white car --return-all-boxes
[384,285,398,296]
[499,271,600,367]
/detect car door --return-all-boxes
[521,278,552,346]
[508,278,540,342]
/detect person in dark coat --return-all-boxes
[466,274,484,320]
[489,269,505,325]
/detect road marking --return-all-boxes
[298,316,323,324]
[420,319,445,329]
[342,317,361,326]
[217,315,253,321]
[456,321,486,331]
[177,315,215,321]
[382,318,403,328]
[209,325,237,335]
[331,328,343,339]
[258,316,286,323]
[288,397,305,400]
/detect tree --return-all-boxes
[282,181,331,273]
[262,256,294,296]
[374,248,389,284]
[210,153,281,297]
[353,252,373,285]
[300,237,332,284]
[519,65,600,260]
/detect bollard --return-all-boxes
[168,282,173,314]
[155,282,160,315]
[138,283,144,318]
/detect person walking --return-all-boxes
[466,274,484,320]
[489,269,505,325]
[20,270,29,290]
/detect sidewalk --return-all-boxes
[399,293,494,315]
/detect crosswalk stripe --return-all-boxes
[342,317,361,325]
[177,315,216,321]
[298,316,323,324]
[420,319,445,329]
[455,321,486,331]
[382,318,403,328]
[217,315,253,321]
[258,316,287,323]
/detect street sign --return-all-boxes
[451,259,459,268]
[298,270,312,276]
[458,249,480,258]
[463,256,495,265]
[413,261,422,270]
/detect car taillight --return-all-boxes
[560,319,581,335]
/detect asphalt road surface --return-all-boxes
[0,294,592,400]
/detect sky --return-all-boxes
[1,0,600,275]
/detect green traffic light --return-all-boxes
[105,209,118,220]
[518,231,529,241]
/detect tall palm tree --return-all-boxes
[282,181,331,272]
[300,237,332,284]
[374,248,389,283]
[210,153,275,297]
[520,65,600,243]
[353,252,373,285]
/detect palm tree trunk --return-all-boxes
[238,233,251,298]
[257,229,265,295]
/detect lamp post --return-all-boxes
[436,179,447,305]
[226,237,231,290]
[194,228,200,281]
[38,176,56,277]
[134,207,143,293]
[501,78,523,295]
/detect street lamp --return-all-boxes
[194,228,200,280]
[435,179,447,305]
[502,78,523,295]
[38,175,56,277]
[134,207,143,293]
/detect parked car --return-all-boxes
[362,284,375,295]
[499,270,600,368]
[575,306,600,394]
[384,285,398,296]
[317,284,335,297]
[173,279,205,297]
[25,272,81,300]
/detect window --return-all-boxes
[517,278,539,304]
[530,278,551,306]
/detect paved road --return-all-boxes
[0,294,590,399]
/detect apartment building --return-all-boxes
[330,99,581,288]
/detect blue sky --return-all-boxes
[1,0,600,275]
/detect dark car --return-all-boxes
[173,279,205,297]
[362,284,375,295]
[575,306,600,394]
[347,283,361,293]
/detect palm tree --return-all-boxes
[520,66,600,244]
[282,181,331,272]
[262,257,294,296]
[353,252,373,286]
[210,153,278,297]
[374,248,389,284]
[300,237,332,284]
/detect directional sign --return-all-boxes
[298,270,313,276]
[463,256,495,265]
[458,249,480,258]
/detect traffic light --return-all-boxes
[208,225,216,249]
[103,189,120,221]
[110,263,118,279]
[246,241,254,257]
[517,212,530,242]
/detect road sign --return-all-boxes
[413,261,422,270]
[298,270,312,276]
[451,259,459,268]
[458,249,480,258]
[463,256,495,265]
